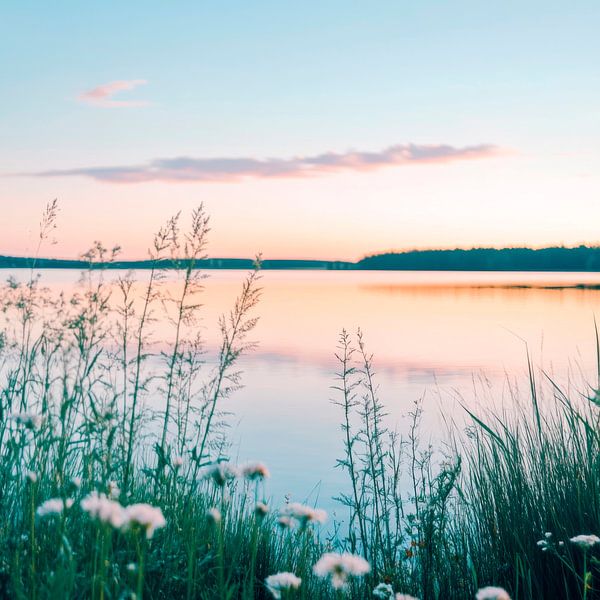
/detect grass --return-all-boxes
[2,201,600,599]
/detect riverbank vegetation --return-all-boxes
[1,203,599,599]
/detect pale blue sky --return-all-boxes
[1,1,600,259]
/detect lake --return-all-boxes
[3,268,600,520]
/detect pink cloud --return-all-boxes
[31,143,503,184]
[78,79,149,108]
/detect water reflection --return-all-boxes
[3,268,600,516]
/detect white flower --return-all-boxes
[202,462,239,487]
[536,539,550,551]
[396,595,420,600]
[373,582,394,599]
[265,572,302,599]
[475,587,511,600]
[81,491,126,528]
[255,501,269,518]
[36,498,73,518]
[280,502,327,527]
[240,462,271,481]
[570,534,600,550]
[126,562,138,573]
[207,507,222,524]
[313,552,370,589]
[123,503,166,539]
[71,477,82,489]
[26,471,38,483]
[173,456,184,469]
[9,412,45,430]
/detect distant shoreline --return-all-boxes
[2,245,600,272]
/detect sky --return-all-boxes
[1,1,600,261]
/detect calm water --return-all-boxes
[4,268,600,518]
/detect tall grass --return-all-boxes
[3,201,600,599]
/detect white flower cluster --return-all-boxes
[123,503,167,539]
[265,572,302,599]
[279,502,327,528]
[240,461,271,481]
[202,462,240,487]
[81,491,126,528]
[36,498,74,518]
[475,586,511,600]
[570,534,600,550]
[79,492,166,539]
[313,552,370,589]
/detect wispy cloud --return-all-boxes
[31,143,502,183]
[78,80,149,108]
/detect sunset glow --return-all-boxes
[1,2,599,260]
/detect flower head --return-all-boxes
[313,552,370,589]
[570,534,600,550]
[373,582,394,599]
[36,498,73,518]
[81,491,126,528]
[203,462,239,487]
[265,572,302,599]
[476,587,511,600]
[123,503,166,539]
[280,502,327,528]
[26,471,38,483]
[240,462,271,481]
[395,595,420,600]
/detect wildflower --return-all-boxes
[396,595,420,600]
[107,481,120,499]
[373,582,394,599]
[36,498,74,518]
[536,539,550,551]
[313,552,370,589]
[570,534,600,550]
[71,477,82,489]
[240,461,270,481]
[123,504,166,539]
[26,471,38,483]
[280,502,327,528]
[203,462,239,487]
[207,507,222,525]
[9,412,45,430]
[475,587,511,600]
[265,572,302,599]
[173,456,184,469]
[126,562,138,573]
[81,491,126,528]
[255,501,269,519]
